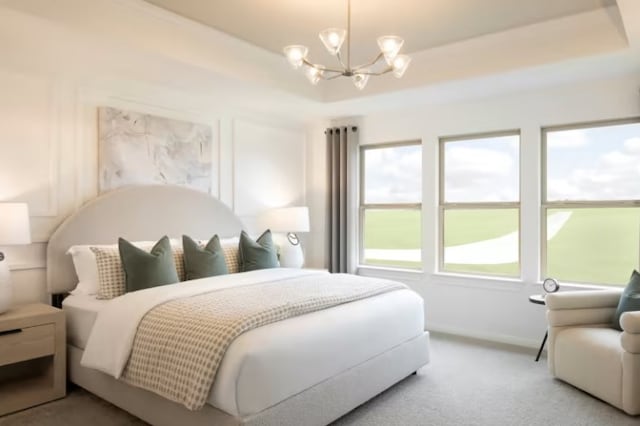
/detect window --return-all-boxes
[360,141,422,269]
[439,131,521,277]
[543,119,640,285]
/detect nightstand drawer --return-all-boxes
[0,324,55,366]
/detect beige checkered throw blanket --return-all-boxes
[120,273,407,410]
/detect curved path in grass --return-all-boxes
[364,212,572,264]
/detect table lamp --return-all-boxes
[0,203,31,314]
[261,207,310,268]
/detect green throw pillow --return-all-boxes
[182,235,228,280]
[239,230,278,272]
[119,236,179,293]
[613,270,640,331]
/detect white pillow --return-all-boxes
[67,246,100,296]
[66,239,183,295]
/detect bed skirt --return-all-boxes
[68,331,430,426]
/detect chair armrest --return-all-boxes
[545,289,622,310]
[621,311,640,334]
[621,313,640,353]
[546,290,622,327]
[547,308,615,327]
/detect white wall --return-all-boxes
[306,73,640,348]
[0,66,307,305]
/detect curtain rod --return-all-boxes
[324,126,358,134]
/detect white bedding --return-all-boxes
[67,269,425,417]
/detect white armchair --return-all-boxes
[546,289,640,415]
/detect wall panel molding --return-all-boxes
[231,118,307,221]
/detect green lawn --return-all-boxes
[363,208,640,285]
[547,208,640,285]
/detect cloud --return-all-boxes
[548,137,640,201]
[624,137,640,153]
[364,145,422,204]
[444,145,518,202]
[547,129,589,149]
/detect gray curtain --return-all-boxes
[327,126,357,273]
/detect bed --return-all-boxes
[46,185,430,426]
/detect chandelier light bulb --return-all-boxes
[352,71,370,90]
[283,45,308,69]
[319,28,347,55]
[304,65,322,85]
[392,54,412,78]
[377,36,404,64]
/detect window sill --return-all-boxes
[357,265,424,282]
[357,266,525,291]
[430,272,525,292]
[357,267,625,293]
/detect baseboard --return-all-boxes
[427,322,542,350]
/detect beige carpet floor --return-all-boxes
[1,333,637,426]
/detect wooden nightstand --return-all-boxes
[0,303,66,415]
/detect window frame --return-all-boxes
[541,117,640,285]
[358,140,423,270]
[438,130,522,278]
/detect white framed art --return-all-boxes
[98,107,213,193]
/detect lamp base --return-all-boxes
[279,242,305,269]
[0,260,12,314]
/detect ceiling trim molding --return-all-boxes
[616,0,640,47]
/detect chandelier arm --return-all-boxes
[301,58,316,67]
[325,73,347,80]
[335,51,348,71]
[351,52,385,71]
[347,0,351,70]
[356,67,393,76]
[318,66,347,74]
[301,59,344,74]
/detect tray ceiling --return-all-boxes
[145,0,616,61]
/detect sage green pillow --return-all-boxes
[239,230,278,272]
[182,235,228,280]
[119,236,179,293]
[613,270,640,331]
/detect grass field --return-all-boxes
[363,208,640,285]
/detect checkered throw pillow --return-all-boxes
[220,239,240,274]
[91,241,186,299]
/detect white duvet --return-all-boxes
[81,268,328,378]
[80,268,426,416]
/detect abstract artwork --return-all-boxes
[98,107,213,193]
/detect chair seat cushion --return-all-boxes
[555,327,623,408]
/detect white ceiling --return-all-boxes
[1,0,638,116]
[144,0,615,64]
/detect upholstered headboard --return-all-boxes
[46,185,244,294]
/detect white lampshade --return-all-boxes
[352,71,370,90]
[261,207,310,233]
[283,45,309,69]
[377,35,404,64]
[319,28,347,55]
[304,65,322,85]
[391,54,412,78]
[0,203,31,245]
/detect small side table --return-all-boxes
[529,294,547,362]
[0,303,66,415]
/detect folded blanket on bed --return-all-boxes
[83,270,406,411]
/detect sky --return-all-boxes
[546,122,640,201]
[444,135,519,203]
[363,122,640,204]
[364,144,421,204]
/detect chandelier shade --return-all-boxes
[377,36,404,64]
[319,28,347,56]
[283,45,309,69]
[282,0,410,90]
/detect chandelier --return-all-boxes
[282,0,411,90]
